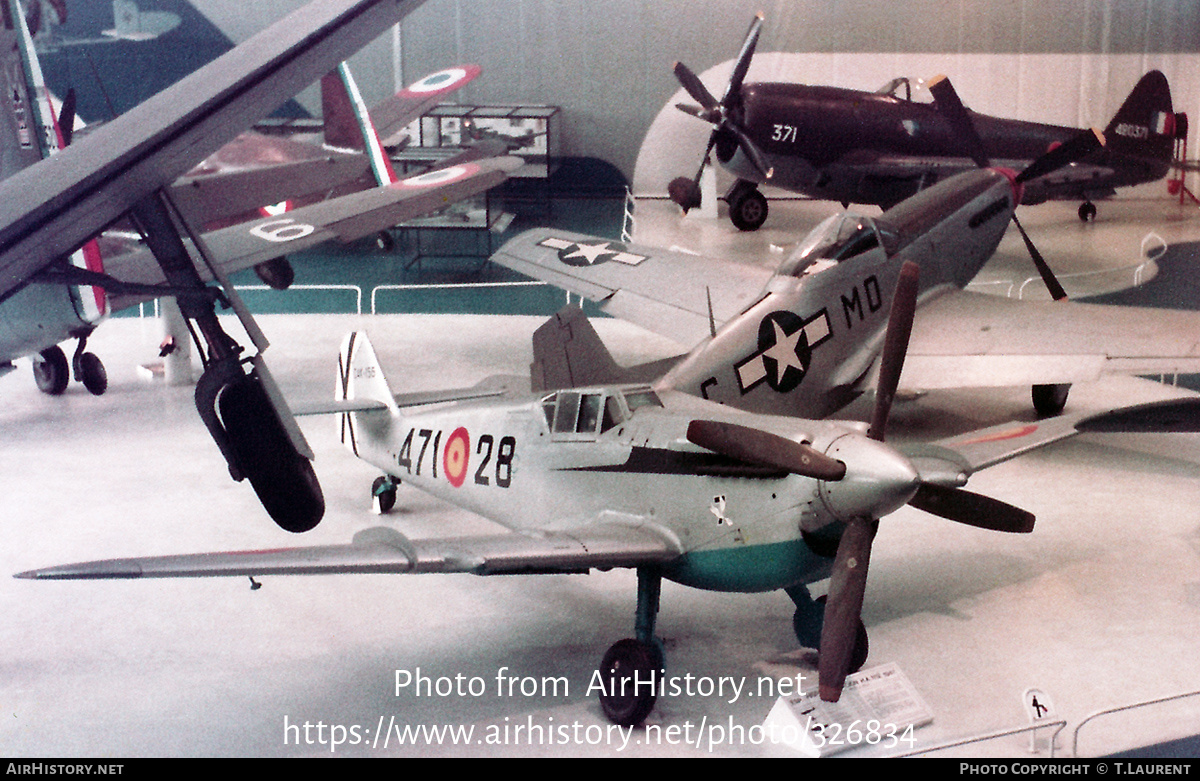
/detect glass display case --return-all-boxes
[418,105,560,178]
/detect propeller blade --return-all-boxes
[673,61,720,114]
[727,123,774,180]
[723,12,764,107]
[868,261,920,442]
[686,419,847,481]
[819,517,877,702]
[1016,128,1105,185]
[675,102,708,120]
[909,483,1036,533]
[1011,212,1068,301]
[928,74,990,169]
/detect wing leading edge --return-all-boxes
[491,228,773,346]
[903,289,1200,391]
[15,523,684,581]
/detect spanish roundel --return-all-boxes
[443,427,470,487]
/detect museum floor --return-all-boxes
[5,186,1200,757]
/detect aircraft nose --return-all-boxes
[817,434,920,521]
[989,166,1024,208]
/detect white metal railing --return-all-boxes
[621,186,637,244]
[892,720,1067,758]
[136,284,364,317]
[1072,689,1200,758]
[369,280,565,314]
[234,284,363,314]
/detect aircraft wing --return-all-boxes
[15,522,683,581]
[99,157,521,311]
[904,395,1200,485]
[0,0,428,301]
[491,228,773,346]
[901,289,1200,391]
[170,132,372,225]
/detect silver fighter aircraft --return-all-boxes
[493,84,1200,423]
[19,265,1200,725]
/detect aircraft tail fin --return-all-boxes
[531,306,680,391]
[338,331,399,413]
[1103,70,1177,164]
[321,63,398,185]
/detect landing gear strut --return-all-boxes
[131,189,324,533]
[598,567,664,726]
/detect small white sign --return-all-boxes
[761,663,933,757]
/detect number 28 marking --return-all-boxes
[396,427,515,489]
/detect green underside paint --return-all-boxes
[664,539,832,594]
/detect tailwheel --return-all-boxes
[1078,202,1097,222]
[33,346,69,395]
[372,475,398,514]
[597,639,659,727]
[1032,383,1070,417]
[217,372,324,533]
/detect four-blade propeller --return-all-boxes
[669,13,772,212]
[928,74,1105,302]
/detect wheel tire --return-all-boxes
[1032,383,1070,418]
[79,353,107,396]
[1078,202,1097,222]
[372,476,397,514]
[218,375,325,533]
[597,639,658,727]
[33,346,69,395]
[730,188,768,231]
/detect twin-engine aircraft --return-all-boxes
[0,0,523,534]
[669,14,1180,230]
[19,271,1200,725]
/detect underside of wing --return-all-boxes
[490,229,773,346]
[0,0,429,301]
[15,523,683,581]
[98,157,520,311]
[902,290,1200,391]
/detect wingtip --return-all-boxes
[13,570,38,580]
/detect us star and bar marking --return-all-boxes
[735,309,833,394]
[539,237,647,267]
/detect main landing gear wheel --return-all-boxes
[597,638,659,727]
[1032,383,1070,417]
[1078,202,1097,222]
[728,184,768,231]
[372,476,398,514]
[217,374,324,533]
[76,352,107,396]
[33,346,69,395]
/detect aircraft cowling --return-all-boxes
[816,433,920,522]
